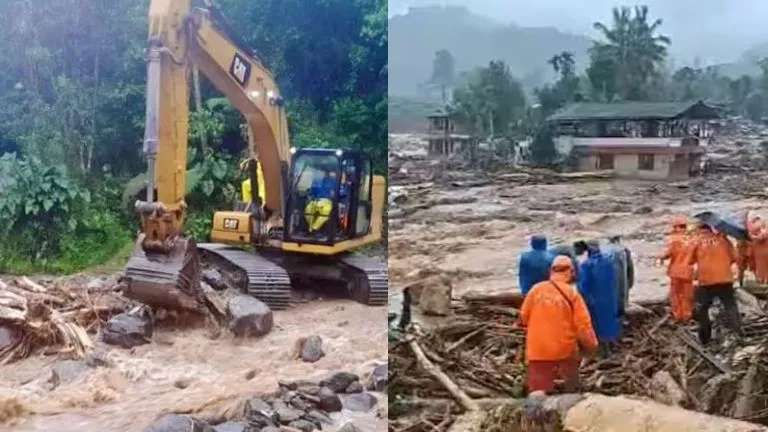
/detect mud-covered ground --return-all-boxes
[0,274,388,431]
[388,130,768,303]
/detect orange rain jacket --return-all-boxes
[519,256,598,362]
[687,228,736,286]
[660,217,694,281]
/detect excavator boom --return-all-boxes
[122,0,387,311]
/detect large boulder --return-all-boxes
[418,278,452,316]
[367,363,387,392]
[297,335,325,363]
[317,386,342,412]
[142,414,215,432]
[321,372,360,393]
[227,295,273,337]
[342,392,378,412]
[102,313,153,348]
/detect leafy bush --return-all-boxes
[0,153,131,273]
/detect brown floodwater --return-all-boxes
[1,300,388,431]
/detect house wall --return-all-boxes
[578,153,674,179]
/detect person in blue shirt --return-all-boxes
[518,235,554,296]
[305,168,338,233]
[578,242,619,357]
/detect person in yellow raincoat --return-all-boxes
[304,168,338,233]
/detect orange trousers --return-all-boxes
[669,277,694,322]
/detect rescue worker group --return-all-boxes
[516,212,768,394]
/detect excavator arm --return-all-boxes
[125,0,291,310]
[137,0,289,254]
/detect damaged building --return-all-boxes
[548,100,720,180]
[426,110,472,156]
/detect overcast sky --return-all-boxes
[388,0,768,64]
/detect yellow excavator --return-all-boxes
[121,0,387,311]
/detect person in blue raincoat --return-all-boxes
[518,235,554,296]
[578,242,619,357]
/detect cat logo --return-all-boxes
[223,218,239,230]
[229,53,251,87]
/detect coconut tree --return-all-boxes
[591,5,671,100]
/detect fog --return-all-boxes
[389,0,768,65]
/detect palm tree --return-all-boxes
[592,6,671,100]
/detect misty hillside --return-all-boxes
[388,5,592,98]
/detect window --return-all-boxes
[638,154,655,171]
[597,154,614,170]
[355,158,372,236]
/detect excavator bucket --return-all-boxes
[121,234,204,312]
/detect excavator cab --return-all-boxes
[284,148,373,246]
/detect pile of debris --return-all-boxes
[389,291,768,432]
[143,368,387,432]
[0,276,127,364]
[0,274,279,364]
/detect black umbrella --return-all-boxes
[693,211,749,240]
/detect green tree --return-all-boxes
[450,60,526,137]
[590,5,671,101]
[536,51,583,116]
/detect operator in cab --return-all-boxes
[305,167,338,233]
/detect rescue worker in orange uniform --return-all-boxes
[658,216,695,322]
[747,212,768,283]
[519,255,598,394]
[687,222,742,344]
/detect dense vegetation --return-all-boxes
[437,5,768,165]
[0,0,386,273]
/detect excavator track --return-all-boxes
[197,243,293,310]
[338,253,389,306]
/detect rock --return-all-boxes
[298,335,325,363]
[306,409,333,425]
[367,363,387,392]
[87,278,105,290]
[48,360,89,388]
[345,381,363,393]
[321,372,359,393]
[102,313,153,348]
[317,386,342,412]
[297,385,320,395]
[84,349,111,368]
[260,428,279,432]
[633,205,653,214]
[212,421,246,432]
[287,420,315,432]
[174,377,194,389]
[650,371,686,406]
[142,414,215,432]
[342,392,378,412]
[227,295,273,337]
[203,269,227,291]
[338,422,364,432]
[0,326,18,352]
[245,397,278,427]
[418,278,452,316]
[275,403,303,424]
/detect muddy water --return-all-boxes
[1,300,388,431]
[388,173,768,304]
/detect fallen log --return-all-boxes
[16,277,47,294]
[462,291,524,309]
[408,337,479,411]
[472,393,768,432]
